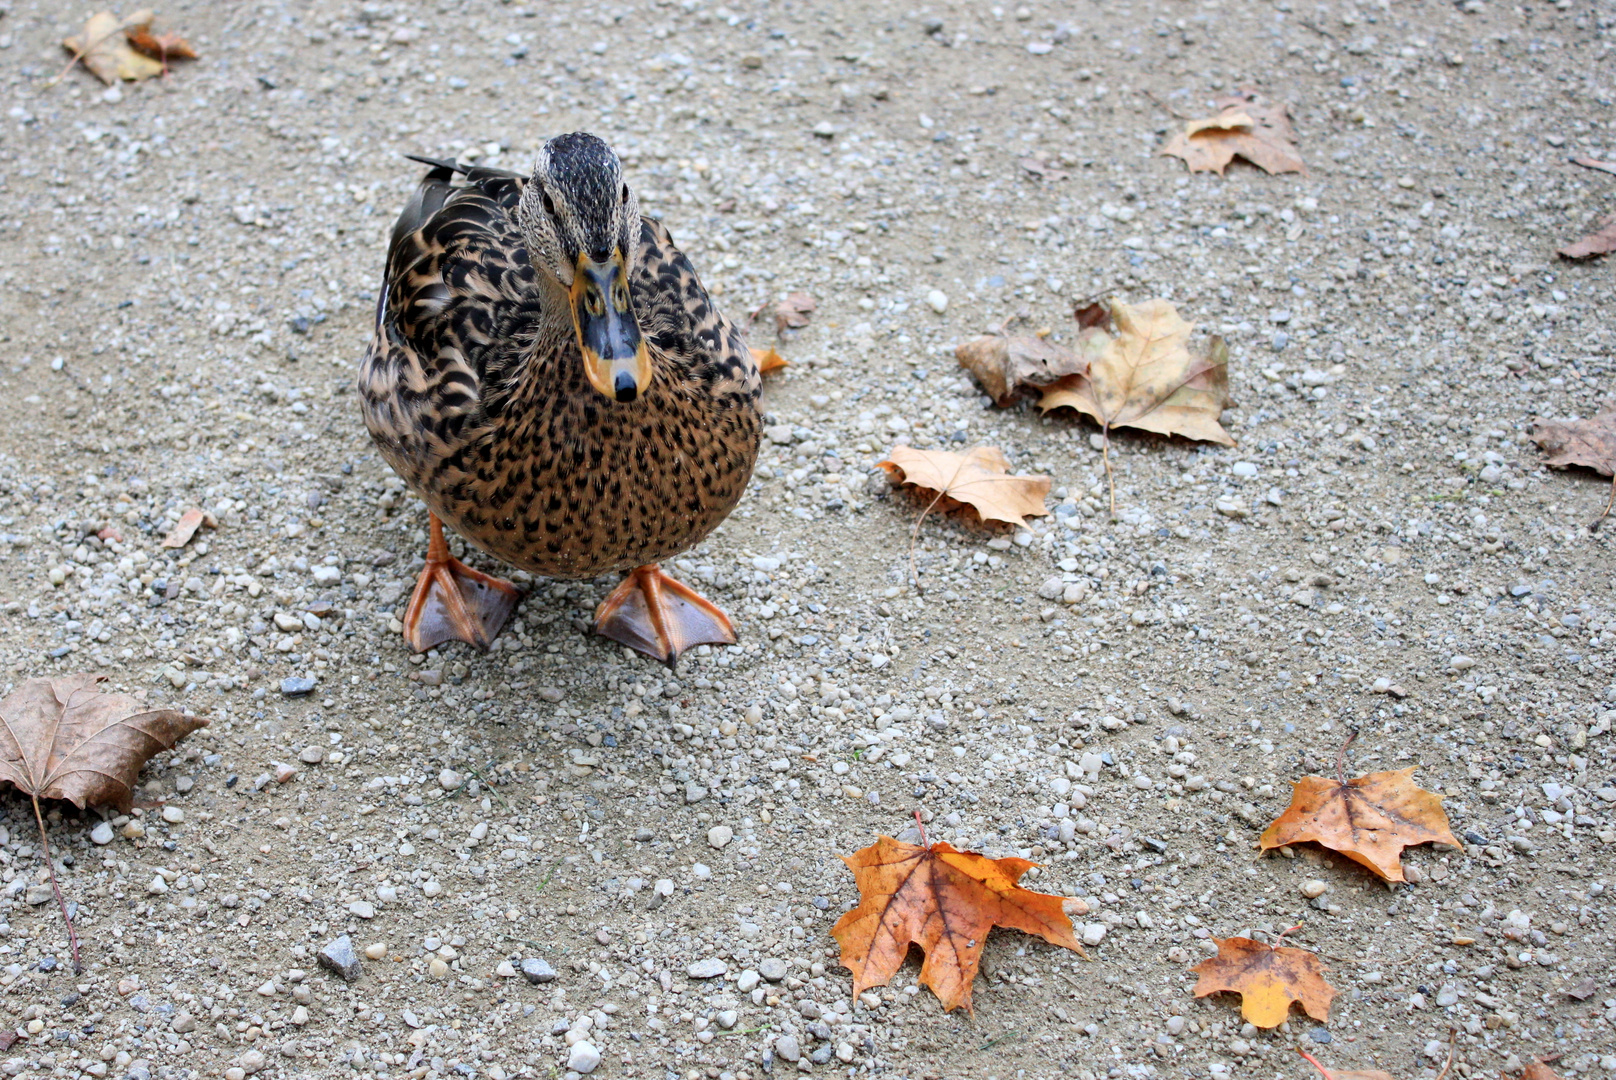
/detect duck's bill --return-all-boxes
[571,251,651,403]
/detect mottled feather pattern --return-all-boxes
[359,164,761,579]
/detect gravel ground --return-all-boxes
[1,1,1614,1079]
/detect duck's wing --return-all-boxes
[360,159,542,459]
[631,216,761,405]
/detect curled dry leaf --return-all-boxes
[1557,213,1616,259]
[877,446,1050,528]
[832,833,1085,1014]
[160,507,211,548]
[1192,936,1335,1028]
[1260,766,1460,882]
[955,332,1090,406]
[1161,91,1305,176]
[1570,157,1616,177]
[1298,1048,1396,1080]
[1039,298,1233,446]
[63,10,165,84]
[750,346,788,374]
[773,292,816,335]
[1516,1062,1565,1080]
[1531,409,1616,524]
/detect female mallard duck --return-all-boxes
[359,132,761,665]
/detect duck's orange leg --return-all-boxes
[401,513,523,652]
[592,564,736,667]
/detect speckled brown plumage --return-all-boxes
[358,157,761,582]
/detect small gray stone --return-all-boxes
[438,768,464,791]
[775,1035,801,1062]
[716,1009,739,1030]
[684,781,708,803]
[317,935,362,982]
[25,884,53,906]
[707,825,733,849]
[171,1012,197,1034]
[299,745,324,765]
[759,957,788,982]
[348,900,376,920]
[687,958,727,979]
[567,1041,602,1075]
[280,676,317,697]
[90,821,115,846]
[520,957,556,984]
[736,969,760,993]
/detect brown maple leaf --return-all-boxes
[751,346,788,374]
[1259,733,1459,882]
[1298,1048,1396,1080]
[61,10,165,85]
[1531,409,1616,525]
[0,674,208,970]
[1039,297,1232,510]
[877,446,1050,528]
[1516,1061,1565,1080]
[832,831,1085,1013]
[956,332,1091,406]
[1192,934,1334,1028]
[1162,91,1305,176]
[772,292,817,336]
[125,15,199,70]
[1558,213,1616,259]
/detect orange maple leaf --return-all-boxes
[877,446,1050,529]
[1260,734,1459,882]
[1192,935,1334,1028]
[832,833,1085,1013]
[750,346,788,374]
[1161,90,1305,176]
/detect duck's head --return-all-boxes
[517,132,649,403]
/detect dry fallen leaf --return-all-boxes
[1039,297,1231,510]
[878,446,1050,528]
[832,832,1085,1013]
[160,507,210,548]
[1571,157,1616,177]
[1192,935,1334,1028]
[1297,1048,1396,1080]
[956,332,1090,406]
[0,673,207,970]
[751,346,788,374]
[1558,213,1616,259]
[1260,733,1459,882]
[1017,156,1070,180]
[62,10,165,85]
[1162,91,1305,176]
[772,292,816,335]
[1531,409,1616,525]
[125,14,199,69]
[1517,1061,1565,1080]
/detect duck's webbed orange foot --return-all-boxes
[592,564,736,667]
[402,515,523,652]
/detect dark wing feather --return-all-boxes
[632,217,760,401]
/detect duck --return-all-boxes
[358,132,762,665]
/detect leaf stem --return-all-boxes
[1592,474,1615,533]
[1335,728,1358,785]
[1101,427,1115,515]
[913,809,929,850]
[30,793,82,975]
[1296,1048,1330,1079]
[1272,923,1303,948]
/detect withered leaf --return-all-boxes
[832,834,1085,1013]
[956,332,1089,406]
[751,346,788,374]
[62,10,165,85]
[1192,936,1334,1028]
[1518,1062,1565,1080]
[1570,157,1616,177]
[877,446,1050,528]
[0,674,207,813]
[1532,410,1616,476]
[1017,157,1070,180]
[1038,298,1234,446]
[126,18,199,65]
[773,292,816,335]
[1162,92,1305,176]
[1260,766,1459,882]
[1558,213,1616,259]
[1297,1048,1395,1080]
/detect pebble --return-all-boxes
[438,769,464,791]
[1301,879,1329,898]
[1082,923,1108,946]
[171,1012,196,1034]
[717,1010,739,1030]
[496,960,517,977]
[280,676,317,696]
[422,879,444,898]
[707,824,733,848]
[687,958,727,979]
[317,936,362,982]
[299,745,325,765]
[239,1050,266,1075]
[736,969,761,993]
[363,942,388,960]
[161,805,185,824]
[348,900,376,919]
[521,957,557,984]
[759,957,788,982]
[428,958,450,978]
[925,288,948,313]
[775,1035,802,1063]
[567,1041,602,1075]
[89,821,115,845]
[23,884,54,906]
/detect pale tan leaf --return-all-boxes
[1038,298,1233,446]
[1531,410,1616,476]
[160,508,209,548]
[1163,93,1304,176]
[956,333,1088,405]
[877,446,1050,528]
[63,11,164,85]
[1557,213,1616,259]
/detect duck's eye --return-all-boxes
[621,184,629,205]
[541,189,557,218]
